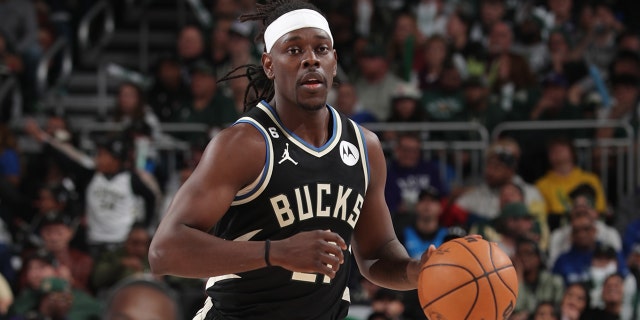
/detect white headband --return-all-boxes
[263,9,333,53]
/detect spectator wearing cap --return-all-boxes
[511,238,564,319]
[38,213,93,293]
[396,187,450,259]
[384,82,428,142]
[173,59,238,142]
[9,250,102,320]
[586,244,637,319]
[471,202,538,257]
[24,120,158,258]
[530,73,582,121]
[353,42,404,121]
[384,133,446,216]
[547,183,621,269]
[456,138,548,226]
[534,137,607,230]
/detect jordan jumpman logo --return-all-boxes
[278,143,298,165]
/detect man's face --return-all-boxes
[177,27,204,60]
[571,216,596,249]
[263,27,337,111]
[41,224,73,253]
[125,229,151,260]
[394,136,421,168]
[602,275,624,304]
[26,260,57,289]
[191,73,217,98]
[415,198,442,234]
[484,156,512,188]
[515,242,540,273]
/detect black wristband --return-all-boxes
[265,239,272,267]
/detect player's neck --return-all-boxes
[273,101,332,147]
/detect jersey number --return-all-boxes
[268,127,279,138]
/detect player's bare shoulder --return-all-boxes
[197,123,267,188]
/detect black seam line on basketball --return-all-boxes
[420,264,516,311]
[487,241,498,320]
[451,239,488,274]
[489,242,518,300]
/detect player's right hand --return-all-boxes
[270,230,347,279]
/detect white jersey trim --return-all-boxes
[256,101,342,157]
[231,117,274,205]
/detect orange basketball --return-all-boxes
[417,237,518,320]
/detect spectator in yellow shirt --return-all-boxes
[535,137,607,231]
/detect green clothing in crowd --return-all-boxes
[514,270,565,314]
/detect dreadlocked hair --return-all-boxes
[217,0,324,112]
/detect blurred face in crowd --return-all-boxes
[415,197,442,234]
[484,156,513,189]
[446,14,467,40]
[178,26,204,60]
[213,0,239,17]
[158,60,181,89]
[533,302,558,320]
[504,214,534,238]
[394,136,421,168]
[336,83,358,115]
[424,36,447,68]
[464,85,489,109]
[547,142,574,169]
[548,32,569,55]
[439,67,462,92]
[499,183,524,208]
[619,35,640,52]
[548,0,572,18]
[36,189,62,214]
[613,83,640,108]
[106,285,178,320]
[480,0,505,27]
[391,98,419,121]
[358,55,388,81]
[571,215,596,250]
[25,259,57,289]
[118,84,141,115]
[95,148,121,174]
[393,13,417,44]
[125,228,151,260]
[561,284,588,320]
[41,224,73,253]
[488,22,512,55]
[191,72,216,99]
[515,241,541,274]
[571,196,598,219]
[601,274,624,306]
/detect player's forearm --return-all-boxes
[149,223,267,278]
[359,240,420,291]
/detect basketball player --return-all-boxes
[149,1,434,319]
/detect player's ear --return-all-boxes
[332,50,338,77]
[262,53,274,80]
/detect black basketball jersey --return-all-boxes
[199,101,370,320]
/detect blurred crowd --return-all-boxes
[1,0,640,319]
